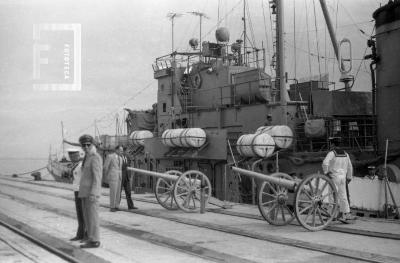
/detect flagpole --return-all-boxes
[61,121,65,158]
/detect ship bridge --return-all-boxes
[152,41,274,114]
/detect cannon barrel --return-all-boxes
[128,167,178,181]
[231,166,297,190]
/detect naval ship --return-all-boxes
[50,0,400,219]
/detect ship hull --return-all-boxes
[46,159,73,183]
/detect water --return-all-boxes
[0,159,53,180]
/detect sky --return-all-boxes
[0,0,388,159]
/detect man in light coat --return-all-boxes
[322,137,355,222]
[104,145,123,212]
[78,134,102,248]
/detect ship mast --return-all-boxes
[167,12,183,113]
[243,0,247,65]
[275,0,287,124]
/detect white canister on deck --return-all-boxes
[256,125,293,149]
[129,130,154,146]
[236,133,275,158]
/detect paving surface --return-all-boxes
[0,223,68,263]
[0,174,399,263]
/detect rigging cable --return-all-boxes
[217,0,220,27]
[261,0,273,75]
[0,166,47,177]
[353,26,376,86]
[197,0,210,48]
[68,81,155,139]
[226,0,229,27]
[245,2,257,48]
[284,40,365,61]
[203,0,243,39]
[339,2,371,39]
[293,0,297,79]
[324,11,327,74]
[98,81,154,122]
[304,0,313,77]
[285,20,373,34]
[312,0,322,80]
[326,3,332,78]
[333,0,339,78]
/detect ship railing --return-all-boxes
[236,46,266,69]
[153,46,266,72]
[295,116,377,152]
[153,53,202,72]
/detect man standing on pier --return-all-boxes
[68,149,87,242]
[78,134,102,248]
[322,137,356,223]
[120,146,137,210]
[104,145,123,212]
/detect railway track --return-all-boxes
[0,177,399,263]
[0,215,85,263]
[2,176,399,240]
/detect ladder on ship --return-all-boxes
[177,87,194,127]
[180,88,193,112]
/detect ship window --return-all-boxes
[162,103,166,112]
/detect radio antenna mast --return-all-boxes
[167,12,183,53]
[188,11,210,53]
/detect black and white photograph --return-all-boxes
[0,0,399,262]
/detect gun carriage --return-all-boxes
[232,166,338,231]
[128,167,211,213]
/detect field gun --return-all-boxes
[232,166,339,231]
[128,167,211,213]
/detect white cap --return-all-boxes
[66,148,80,153]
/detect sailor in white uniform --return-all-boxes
[322,137,355,222]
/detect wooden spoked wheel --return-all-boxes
[257,173,295,226]
[155,170,181,210]
[294,173,338,231]
[173,170,211,213]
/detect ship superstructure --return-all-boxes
[96,1,400,215]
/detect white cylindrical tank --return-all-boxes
[236,133,275,158]
[129,130,154,146]
[256,125,293,149]
[162,128,206,148]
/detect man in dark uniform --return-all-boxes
[120,146,137,209]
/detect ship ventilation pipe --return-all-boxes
[364,39,379,116]
[369,62,376,116]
